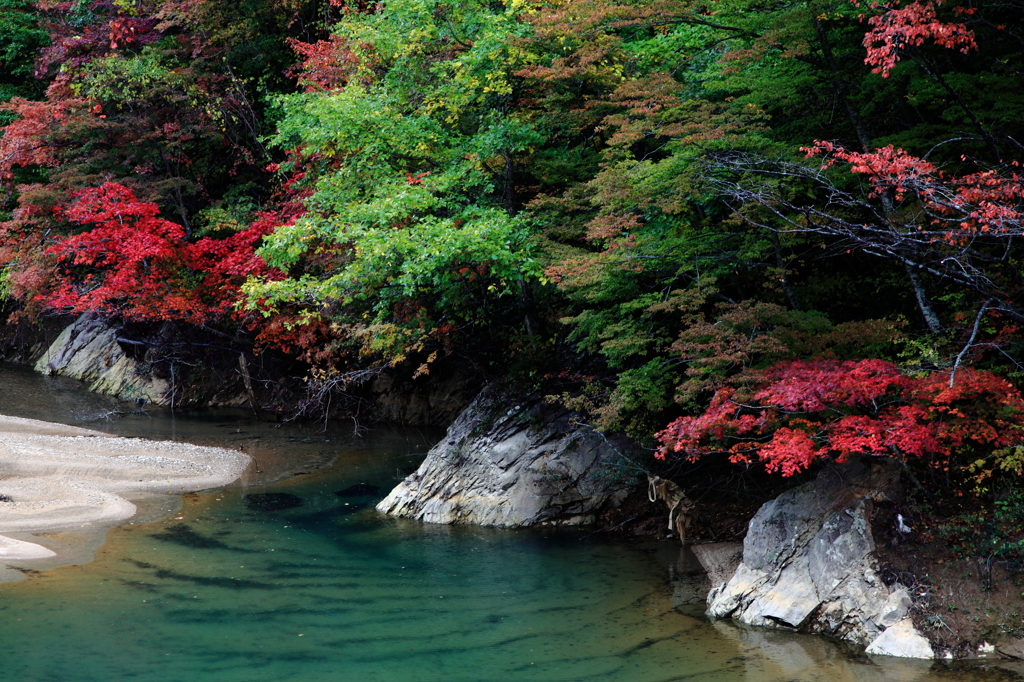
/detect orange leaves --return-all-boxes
[286,35,363,92]
[0,99,68,181]
[755,427,818,476]
[754,358,910,411]
[656,358,1024,478]
[108,18,142,51]
[804,141,938,200]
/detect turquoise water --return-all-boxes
[0,468,707,682]
[0,362,1013,681]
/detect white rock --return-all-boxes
[376,387,629,527]
[0,535,57,559]
[865,618,935,659]
[707,459,905,646]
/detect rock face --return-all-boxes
[34,315,171,405]
[367,364,477,426]
[29,315,472,419]
[376,387,631,527]
[691,542,744,589]
[706,458,934,658]
[0,316,58,364]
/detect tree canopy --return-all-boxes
[2,0,1024,500]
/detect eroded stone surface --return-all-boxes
[996,638,1024,660]
[707,459,932,656]
[376,387,630,527]
[34,315,170,405]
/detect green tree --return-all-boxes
[248,0,547,365]
[0,0,47,116]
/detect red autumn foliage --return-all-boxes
[40,182,278,325]
[286,35,362,92]
[35,10,162,98]
[804,141,1024,240]
[859,0,976,78]
[0,99,68,181]
[656,359,1024,477]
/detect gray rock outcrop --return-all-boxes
[34,315,171,405]
[376,387,631,527]
[709,619,935,680]
[706,458,933,658]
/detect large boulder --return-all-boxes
[34,315,171,405]
[376,387,631,527]
[706,458,934,658]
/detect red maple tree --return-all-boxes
[656,359,1024,480]
[805,141,1024,241]
[41,182,278,325]
[859,0,977,78]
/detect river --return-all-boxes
[0,362,1012,681]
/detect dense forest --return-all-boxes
[3,0,1024,540]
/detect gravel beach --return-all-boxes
[0,415,250,568]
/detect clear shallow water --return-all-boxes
[0,362,1014,681]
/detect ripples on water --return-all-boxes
[0,362,1015,681]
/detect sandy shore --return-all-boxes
[0,415,250,570]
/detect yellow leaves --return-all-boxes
[112,0,140,16]
[412,350,438,378]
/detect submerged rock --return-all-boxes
[376,386,631,527]
[243,493,304,512]
[709,618,935,680]
[150,524,232,550]
[691,542,744,589]
[335,484,380,498]
[706,458,933,658]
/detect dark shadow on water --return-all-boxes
[125,559,277,590]
[243,493,304,511]
[150,524,242,550]
[334,483,381,497]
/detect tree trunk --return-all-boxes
[903,262,943,334]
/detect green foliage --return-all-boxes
[0,0,47,123]
[0,0,47,81]
[79,46,200,107]
[249,0,546,362]
[2,0,1024,506]
[934,489,1024,575]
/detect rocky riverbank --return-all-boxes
[6,315,1022,662]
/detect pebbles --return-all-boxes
[0,415,250,561]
